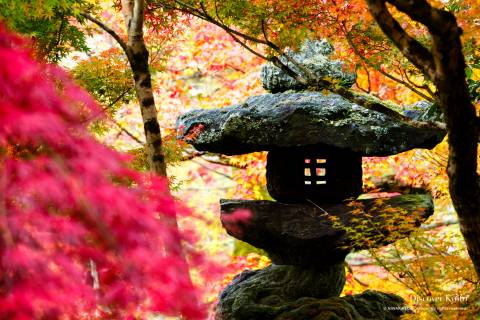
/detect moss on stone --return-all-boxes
[217,282,410,320]
[177,92,445,156]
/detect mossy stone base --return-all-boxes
[216,263,346,320]
[217,280,410,320]
[274,290,410,320]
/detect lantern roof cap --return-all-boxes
[176,91,446,156]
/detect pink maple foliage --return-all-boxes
[0,26,214,319]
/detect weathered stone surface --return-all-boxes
[216,280,410,320]
[273,291,411,320]
[177,92,446,156]
[404,100,444,122]
[260,39,356,93]
[220,193,434,265]
[215,263,346,320]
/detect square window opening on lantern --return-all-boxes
[266,145,363,202]
[304,158,327,185]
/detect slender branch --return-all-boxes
[169,1,270,62]
[198,10,307,87]
[106,90,130,109]
[405,236,442,316]
[355,79,370,94]
[343,24,434,102]
[174,0,271,46]
[181,149,249,169]
[260,19,283,52]
[112,120,145,145]
[367,248,418,292]
[224,63,245,73]
[417,234,478,285]
[82,89,131,123]
[0,164,14,250]
[54,19,66,48]
[260,19,269,45]
[345,263,370,287]
[44,18,66,58]
[181,149,205,161]
[201,154,248,169]
[162,1,204,19]
[195,0,304,82]
[213,0,227,26]
[80,12,133,62]
[306,199,331,216]
[354,62,373,94]
[421,218,458,230]
[223,28,270,61]
[330,86,446,130]
[260,19,315,83]
[161,0,444,130]
[399,67,435,97]
[190,159,233,180]
[270,56,309,86]
[279,51,317,83]
[365,0,436,80]
[79,89,144,145]
[421,149,447,168]
[391,241,431,298]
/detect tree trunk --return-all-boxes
[81,1,200,313]
[122,0,202,313]
[122,0,167,177]
[366,0,480,277]
[432,16,480,277]
[129,43,168,176]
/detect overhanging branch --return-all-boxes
[342,24,434,102]
[365,0,436,80]
[80,12,133,63]
[387,0,459,36]
[158,0,445,130]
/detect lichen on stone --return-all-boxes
[176,92,446,156]
[261,39,356,93]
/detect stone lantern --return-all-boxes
[176,41,446,319]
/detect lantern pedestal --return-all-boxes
[220,193,433,265]
[215,193,431,319]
